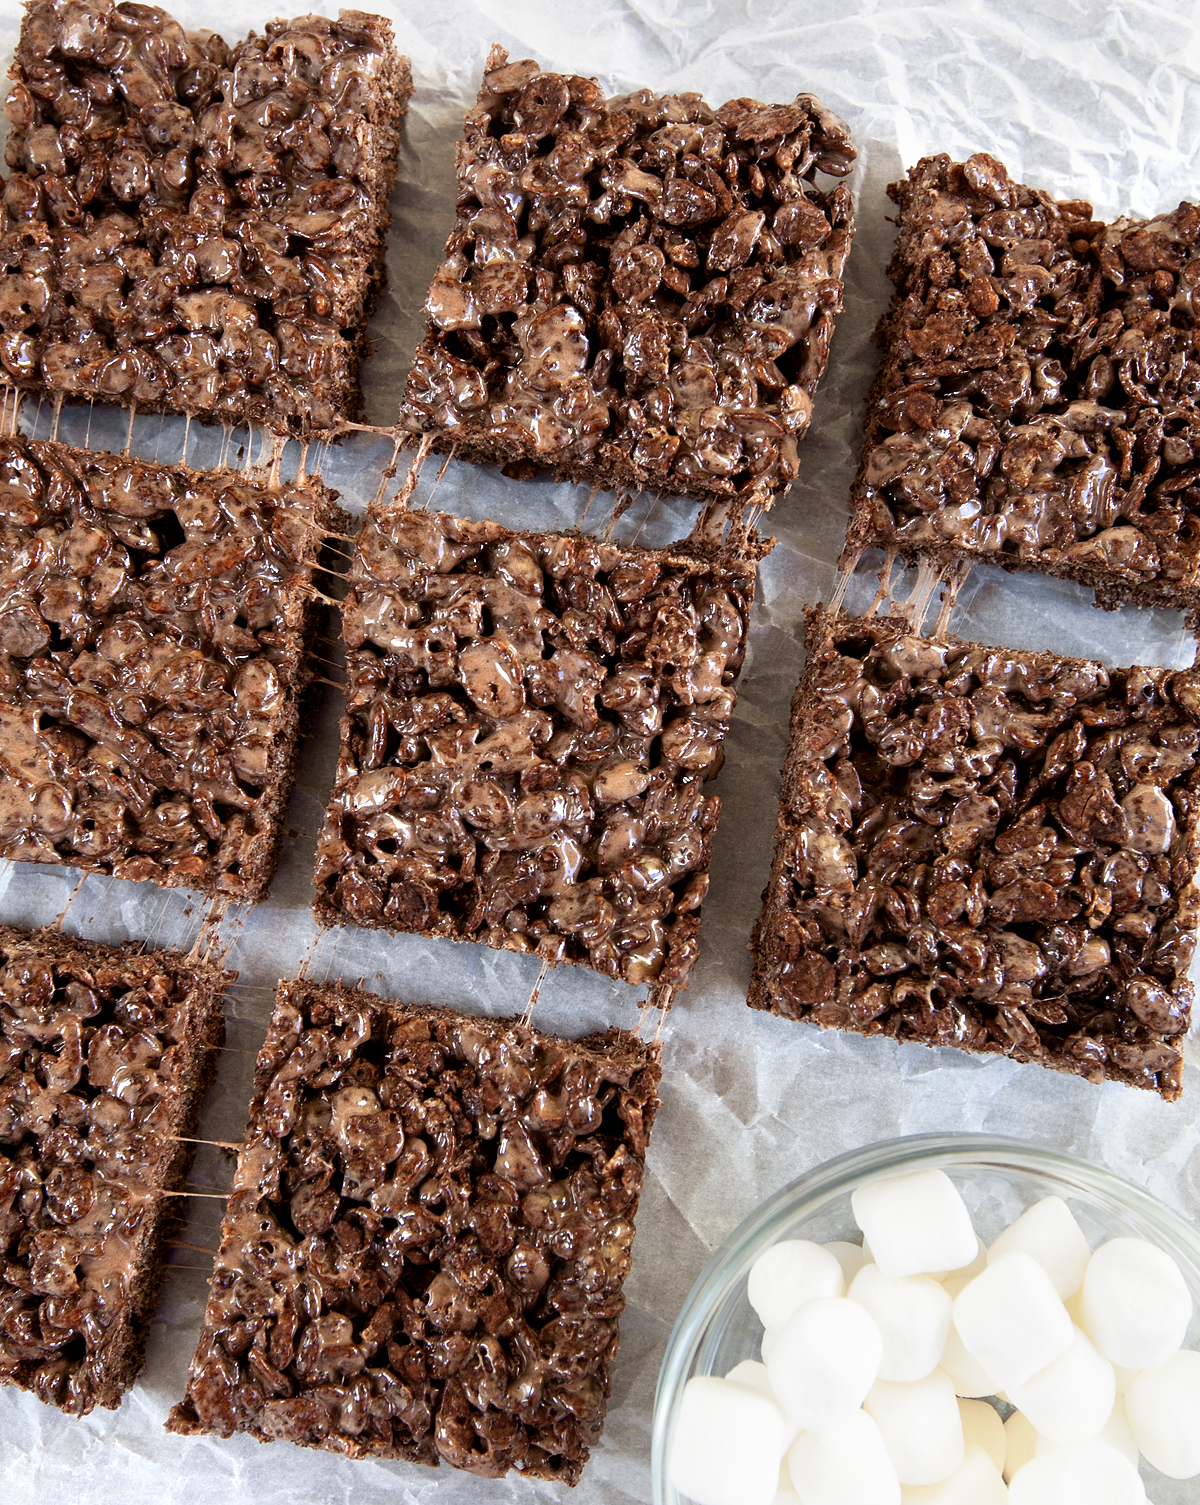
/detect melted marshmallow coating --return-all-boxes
[168,980,661,1483]
[0,434,340,901]
[842,153,1200,612]
[0,0,412,435]
[314,506,760,992]
[748,608,1200,1101]
[0,925,228,1414]
[400,44,855,504]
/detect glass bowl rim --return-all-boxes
[650,1130,1200,1505]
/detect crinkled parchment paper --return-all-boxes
[1,1,1200,1500]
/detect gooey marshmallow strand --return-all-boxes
[668,1169,1198,1505]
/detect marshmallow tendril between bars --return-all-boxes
[667,1168,1198,1505]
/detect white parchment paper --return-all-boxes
[1,1,1200,1500]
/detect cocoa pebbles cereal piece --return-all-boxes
[749,607,1200,1101]
[313,505,766,993]
[399,45,855,508]
[842,153,1200,614]
[0,435,345,902]
[0,924,229,1414]
[167,978,661,1482]
[0,2,412,436]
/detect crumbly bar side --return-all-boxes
[400,45,855,506]
[0,924,230,1412]
[749,606,1200,1100]
[841,153,1200,613]
[312,505,761,992]
[1,2,410,435]
[167,978,661,1482]
[0,435,345,902]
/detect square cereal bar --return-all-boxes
[314,504,762,992]
[842,153,1200,613]
[167,979,661,1482]
[399,45,854,506]
[0,434,343,901]
[748,607,1200,1100]
[0,923,228,1413]
[1,2,411,434]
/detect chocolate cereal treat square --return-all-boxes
[167,979,661,1482]
[0,923,229,1413]
[400,45,855,507]
[748,607,1200,1100]
[841,154,1200,613]
[313,505,761,993]
[1,2,411,435]
[0,435,343,901]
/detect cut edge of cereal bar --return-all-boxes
[399,44,855,508]
[0,436,347,904]
[0,923,230,1413]
[748,605,1200,1100]
[840,153,1200,616]
[312,502,769,994]
[167,977,661,1482]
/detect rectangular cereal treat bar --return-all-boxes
[841,153,1200,613]
[748,607,1200,1100]
[167,979,661,1482]
[0,923,229,1413]
[0,435,343,901]
[314,504,762,992]
[1,2,412,435]
[399,45,855,506]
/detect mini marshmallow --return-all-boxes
[1035,1397,1138,1468]
[864,1369,965,1486]
[749,1240,846,1332]
[952,1252,1073,1390]
[725,1359,776,1400]
[852,1170,978,1279]
[1008,1325,1116,1443]
[938,1320,999,1399]
[937,1239,988,1293]
[1003,1409,1037,1483]
[669,1376,789,1505]
[1080,1237,1192,1370]
[1007,1440,1146,1504]
[766,1296,883,1433]
[826,1240,869,1285]
[898,1443,1008,1504]
[786,1409,901,1505]
[1125,1348,1200,1479]
[957,1399,1005,1473]
[849,1264,954,1383]
[987,1196,1091,1300]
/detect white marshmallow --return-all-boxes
[864,1370,965,1486]
[826,1239,869,1285]
[987,1196,1091,1300]
[938,1239,988,1293]
[769,1462,803,1505]
[849,1264,954,1383]
[668,1376,789,1505]
[939,1320,999,1398]
[1080,1237,1192,1370]
[749,1240,846,1332]
[898,1443,1008,1504]
[1035,1397,1138,1468]
[1008,1325,1115,1443]
[766,1296,883,1432]
[852,1170,978,1279]
[1125,1348,1200,1478]
[957,1399,1004,1473]
[725,1359,776,1400]
[1007,1441,1146,1504]
[1003,1409,1037,1483]
[786,1409,901,1505]
[952,1252,1073,1391]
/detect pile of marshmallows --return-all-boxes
[668,1169,1200,1504]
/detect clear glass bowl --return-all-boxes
[651,1133,1200,1504]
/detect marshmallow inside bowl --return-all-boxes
[652,1135,1200,1505]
